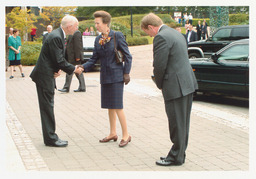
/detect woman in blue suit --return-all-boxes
[82,11,132,147]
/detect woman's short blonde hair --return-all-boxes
[93,10,112,27]
[141,13,163,30]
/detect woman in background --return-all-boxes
[89,26,96,36]
[8,29,24,79]
[201,21,207,40]
[83,27,90,36]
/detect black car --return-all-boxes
[81,35,100,71]
[190,39,249,98]
[188,25,249,59]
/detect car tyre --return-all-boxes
[189,53,201,59]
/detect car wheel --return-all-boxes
[189,53,201,59]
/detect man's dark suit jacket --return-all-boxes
[66,30,83,65]
[186,30,198,43]
[82,30,132,84]
[154,25,198,100]
[30,27,75,91]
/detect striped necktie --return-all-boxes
[64,38,67,49]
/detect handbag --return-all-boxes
[114,32,124,64]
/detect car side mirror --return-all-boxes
[211,53,219,64]
[207,37,212,41]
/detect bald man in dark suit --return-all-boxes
[30,15,83,147]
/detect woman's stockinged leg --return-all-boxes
[18,64,23,73]
[10,66,13,76]
[108,109,117,137]
[116,109,129,140]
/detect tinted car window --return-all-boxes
[212,28,232,41]
[232,27,249,39]
[218,44,249,62]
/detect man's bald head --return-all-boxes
[61,15,78,28]
[61,15,79,35]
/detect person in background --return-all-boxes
[188,13,193,25]
[31,27,37,41]
[89,26,96,36]
[184,20,190,33]
[175,27,187,46]
[186,24,197,43]
[42,25,53,44]
[203,19,209,38]
[141,13,198,167]
[81,10,132,148]
[201,21,207,40]
[9,27,13,37]
[58,30,86,93]
[6,28,13,72]
[8,29,24,79]
[83,27,90,36]
[30,15,84,147]
[196,20,202,41]
[183,13,187,26]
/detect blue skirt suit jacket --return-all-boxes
[82,30,132,109]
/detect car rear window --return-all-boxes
[212,28,232,41]
[231,27,249,40]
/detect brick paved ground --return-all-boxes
[4,45,251,178]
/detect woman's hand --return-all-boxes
[123,74,130,85]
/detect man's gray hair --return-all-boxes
[47,25,53,29]
[61,15,78,28]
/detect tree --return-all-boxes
[40,6,77,29]
[75,6,157,19]
[6,7,37,41]
[209,6,229,34]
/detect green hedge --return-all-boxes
[21,42,42,65]
[191,18,210,26]
[126,36,149,46]
[229,14,249,25]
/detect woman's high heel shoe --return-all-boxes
[119,136,131,147]
[99,135,118,143]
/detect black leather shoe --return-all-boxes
[160,155,186,162]
[160,156,166,160]
[156,159,182,166]
[74,89,85,92]
[45,139,68,147]
[58,88,69,93]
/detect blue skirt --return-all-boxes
[101,82,124,109]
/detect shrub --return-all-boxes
[126,36,149,46]
[192,18,210,26]
[21,42,42,65]
[79,21,95,33]
[229,14,249,25]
